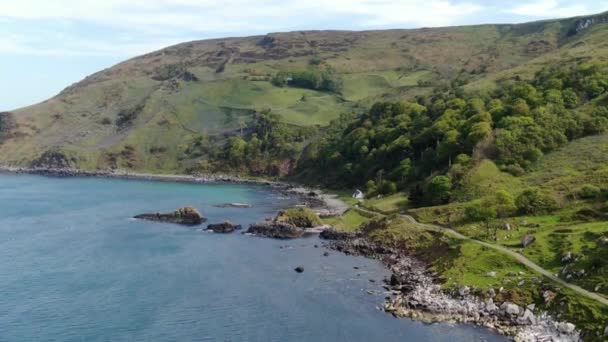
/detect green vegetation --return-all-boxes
[323,208,374,232]
[275,207,322,227]
[362,193,408,214]
[3,11,608,338]
[272,65,343,93]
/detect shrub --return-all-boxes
[578,184,601,199]
[379,181,398,195]
[426,176,452,205]
[515,188,558,215]
[464,200,497,223]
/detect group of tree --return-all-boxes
[296,61,608,205]
[187,109,317,176]
[271,65,343,93]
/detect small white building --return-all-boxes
[352,189,364,199]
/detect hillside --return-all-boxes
[1,11,608,173]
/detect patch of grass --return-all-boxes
[276,207,322,227]
[362,193,409,214]
[453,159,523,202]
[408,202,468,225]
[323,208,374,232]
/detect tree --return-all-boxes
[426,176,452,205]
[465,200,497,238]
[515,188,558,215]
[494,190,516,218]
[226,137,247,166]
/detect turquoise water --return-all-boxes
[0,173,506,341]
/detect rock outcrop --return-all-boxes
[319,228,361,240]
[206,221,242,233]
[246,221,304,239]
[521,234,536,248]
[134,206,205,225]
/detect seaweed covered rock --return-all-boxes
[206,221,242,233]
[246,221,304,239]
[275,207,322,228]
[134,206,205,225]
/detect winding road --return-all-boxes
[356,205,608,306]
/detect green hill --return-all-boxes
[1,11,608,173]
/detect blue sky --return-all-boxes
[1,0,607,111]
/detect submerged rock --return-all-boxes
[134,206,205,225]
[294,266,304,273]
[214,202,251,208]
[246,221,304,239]
[206,221,242,233]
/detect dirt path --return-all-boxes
[355,205,608,306]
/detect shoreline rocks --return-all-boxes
[134,206,205,225]
[326,236,581,342]
[206,221,242,233]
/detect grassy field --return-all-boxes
[362,193,409,214]
[323,208,375,232]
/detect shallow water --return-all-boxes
[0,173,507,341]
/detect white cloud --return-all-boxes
[506,0,596,18]
[0,0,483,31]
[0,0,486,57]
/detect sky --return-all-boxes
[1,0,607,111]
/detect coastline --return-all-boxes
[0,166,579,341]
[322,235,581,342]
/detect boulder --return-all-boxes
[520,309,536,325]
[604,325,608,336]
[294,266,304,273]
[458,286,471,297]
[485,271,497,278]
[206,221,242,233]
[246,221,304,239]
[521,234,536,247]
[561,251,573,263]
[485,299,498,313]
[557,322,576,334]
[500,302,520,315]
[134,206,205,225]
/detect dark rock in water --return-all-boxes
[294,266,304,273]
[323,251,330,256]
[319,228,361,240]
[246,221,304,239]
[134,206,205,225]
[214,203,252,208]
[206,221,242,233]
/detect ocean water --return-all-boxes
[0,173,506,342]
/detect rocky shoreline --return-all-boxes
[322,233,581,342]
[3,166,581,340]
[0,166,347,217]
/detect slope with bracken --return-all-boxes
[1,11,607,173]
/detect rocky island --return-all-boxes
[134,206,206,225]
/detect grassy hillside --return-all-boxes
[2,11,608,173]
